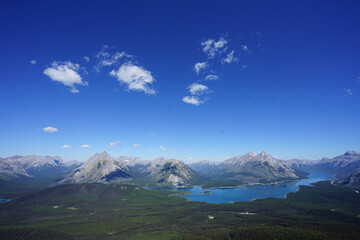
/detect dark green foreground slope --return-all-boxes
[0,182,360,240]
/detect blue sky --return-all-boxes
[1,0,360,162]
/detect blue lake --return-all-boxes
[165,171,334,204]
[0,199,9,204]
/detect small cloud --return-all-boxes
[160,146,166,152]
[43,61,87,93]
[205,74,219,81]
[221,50,239,64]
[182,96,205,106]
[62,145,71,149]
[110,63,156,95]
[109,140,121,148]
[241,45,250,53]
[357,76,360,84]
[132,143,142,147]
[80,144,90,148]
[201,37,227,58]
[171,151,177,154]
[345,89,353,95]
[188,83,209,95]
[149,149,153,152]
[241,64,248,69]
[84,56,90,62]
[43,126,58,133]
[30,60,36,65]
[194,62,208,74]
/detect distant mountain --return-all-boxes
[0,155,82,180]
[213,151,304,184]
[60,151,133,184]
[282,159,319,169]
[116,156,150,172]
[188,160,220,174]
[140,157,201,187]
[336,169,360,189]
[312,151,360,177]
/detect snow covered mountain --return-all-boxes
[214,151,303,183]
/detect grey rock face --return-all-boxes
[214,151,301,183]
[141,157,200,187]
[61,151,132,184]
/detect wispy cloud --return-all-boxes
[62,145,71,149]
[205,74,219,81]
[43,61,87,93]
[201,37,227,58]
[345,89,353,95]
[160,145,166,152]
[30,60,36,65]
[80,144,90,148]
[132,143,142,147]
[182,96,204,106]
[94,45,134,72]
[222,50,239,64]
[43,126,58,133]
[84,56,90,62]
[110,63,156,95]
[109,140,121,148]
[241,45,250,53]
[194,62,208,74]
[188,83,209,95]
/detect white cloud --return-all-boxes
[43,126,58,133]
[201,37,227,58]
[132,144,142,147]
[345,89,353,95]
[84,56,90,62]
[205,74,219,81]
[30,60,36,65]
[241,45,250,53]
[94,45,134,71]
[194,62,208,74]
[43,61,87,93]
[62,145,71,149]
[182,96,204,106]
[160,146,166,152]
[149,149,153,152]
[80,144,90,148]
[171,151,177,154]
[110,63,156,95]
[188,83,209,95]
[222,50,239,64]
[109,140,121,148]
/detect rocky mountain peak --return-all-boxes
[344,151,360,157]
[245,151,258,157]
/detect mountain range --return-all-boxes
[1,150,360,194]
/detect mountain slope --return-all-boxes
[313,151,360,177]
[60,151,132,184]
[141,157,201,187]
[336,169,360,189]
[214,151,304,184]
